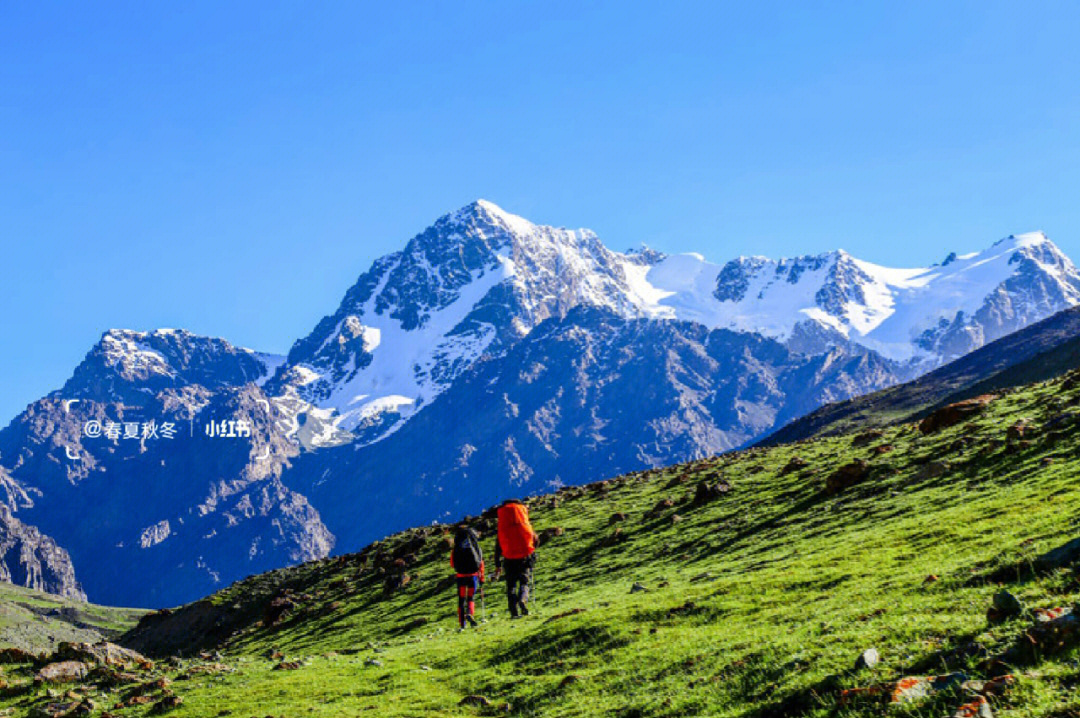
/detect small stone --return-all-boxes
[273,661,302,671]
[989,590,1024,621]
[630,582,648,594]
[954,694,993,718]
[459,695,491,707]
[149,695,183,714]
[854,648,879,670]
[364,659,383,667]
[825,460,870,495]
[780,456,809,475]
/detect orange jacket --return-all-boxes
[496,500,536,561]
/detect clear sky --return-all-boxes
[3,1,1080,424]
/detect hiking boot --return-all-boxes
[467,616,478,628]
[519,603,530,616]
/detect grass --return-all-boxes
[5,372,1080,716]
[0,582,145,654]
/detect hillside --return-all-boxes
[0,370,1077,715]
[760,305,1080,445]
[4,203,1080,609]
[0,583,144,654]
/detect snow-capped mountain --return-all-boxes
[60,328,283,405]
[273,201,1080,443]
[271,200,662,440]
[708,232,1080,364]
[2,199,1079,607]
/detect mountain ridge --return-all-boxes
[2,201,1079,606]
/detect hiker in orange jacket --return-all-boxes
[493,499,538,618]
[450,526,485,629]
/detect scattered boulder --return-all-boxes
[691,481,732,506]
[537,527,564,546]
[365,659,383,667]
[1032,606,1071,623]
[1006,420,1033,441]
[988,590,1024,622]
[603,528,629,547]
[630,582,648,594]
[892,673,967,702]
[919,396,995,434]
[85,666,140,687]
[825,460,870,495]
[780,457,809,475]
[954,695,993,718]
[852,429,884,447]
[53,642,149,671]
[998,605,1080,664]
[273,661,302,671]
[263,596,297,627]
[28,702,80,718]
[459,695,491,707]
[35,661,89,684]
[180,663,231,678]
[0,647,42,664]
[854,648,879,670]
[670,514,682,524]
[647,498,676,517]
[841,673,968,706]
[608,513,627,525]
[149,695,183,714]
[873,444,894,455]
[962,674,1015,697]
[382,573,411,596]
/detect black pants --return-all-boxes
[503,557,533,616]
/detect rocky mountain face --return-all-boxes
[760,305,1080,446]
[0,499,83,600]
[283,306,902,550]
[2,201,1078,607]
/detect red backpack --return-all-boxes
[497,501,535,560]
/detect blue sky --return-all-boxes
[2,1,1080,423]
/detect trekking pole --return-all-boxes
[529,565,537,614]
[480,583,487,623]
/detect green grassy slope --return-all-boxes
[6,372,1080,716]
[0,582,145,653]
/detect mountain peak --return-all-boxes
[995,230,1051,249]
[448,199,536,236]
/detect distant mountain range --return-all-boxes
[2,200,1079,606]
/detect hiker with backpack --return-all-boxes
[493,498,538,618]
[450,526,485,630]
